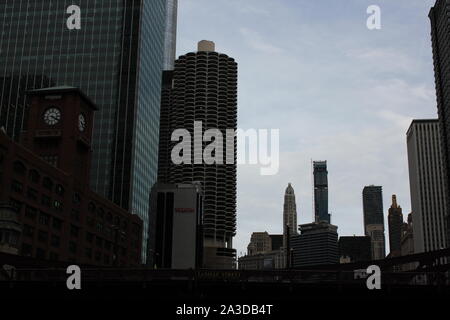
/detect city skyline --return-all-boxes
[177,0,439,256]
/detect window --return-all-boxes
[53,200,63,212]
[39,213,50,226]
[42,177,53,190]
[11,180,23,194]
[9,198,22,211]
[29,170,40,184]
[106,212,113,223]
[52,218,63,231]
[50,235,60,248]
[104,241,111,251]
[41,195,51,207]
[13,161,26,175]
[104,255,110,265]
[72,193,81,205]
[96,222,104,233]
[95,251,101,262]
[55,184,65,196]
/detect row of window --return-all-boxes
[13,160,65,196]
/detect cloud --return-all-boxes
[239,27,284,54]
[178,0,438,256]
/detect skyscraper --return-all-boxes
[388,195,404,257]
[429,0,450,248]
[313,161,330,223]
[0,0,169,261]
[407,120,448,252]
[362,186,386,260]
[157,41,238,269]
[283,183,298,245]
[163,0,178,71]
[291,222,339,268]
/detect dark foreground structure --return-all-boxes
[1,249,450,311]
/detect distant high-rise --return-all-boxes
[163,0,178,70]
[338,236,371,263]
[429,0,450,248]
[362,186,386,260]
[388,195,404,256]
[157,41,238,269]
[283,183,298,246]
[0,0,169,261]
[291,222,339,268]
[407,120,448,252]
[313,161,330,223]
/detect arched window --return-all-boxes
[55,184,65,196]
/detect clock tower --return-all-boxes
[21,86,97,188]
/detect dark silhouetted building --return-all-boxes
[338,236,371,263]
[0,87,142,266]
[363,186,386,260]
[291,222,339,268]
[283,183,298,259]
[157,41,238,269]
[429,0,450,248]
[238,232,285,270]
[148,183,203,269]
[388,195,404,257]
[313,161,330,223]
[0,1,170,261]
[407,119,448,252]
[270,235,283,251]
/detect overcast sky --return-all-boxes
[176,0,438,256]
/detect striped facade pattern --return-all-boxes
[407,120,448,252]
[159,49,238,259]
[429,0,450,248]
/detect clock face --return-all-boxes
[78,114,86,132]
[43,107,61,126]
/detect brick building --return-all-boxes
[0,87,142,266]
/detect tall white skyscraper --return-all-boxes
[407,119,448,253]
[283,183,298,249]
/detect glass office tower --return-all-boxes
[362,185,386,260]
[313,161,330,223]
[0,0,168,261]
